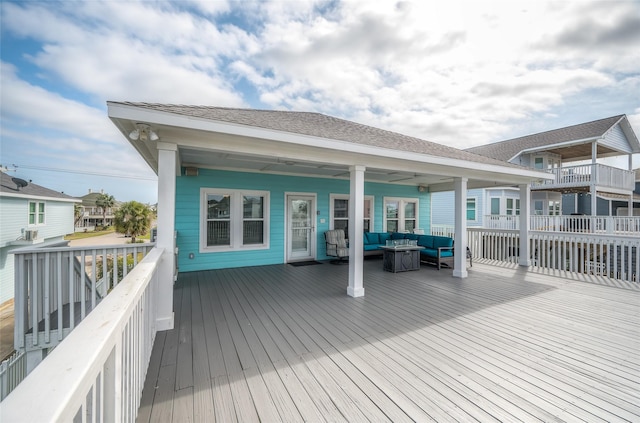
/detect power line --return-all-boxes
[4,164,157,181]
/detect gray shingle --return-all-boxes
[0,172,77,200]
[466,115,625,161]
[110,102,528,170]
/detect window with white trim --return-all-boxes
[329,194,374,236]
[384,197,418,232]
[201,189,269,251]
[506,198,520,216]
[28,201,45,225]
[466,198,477,221]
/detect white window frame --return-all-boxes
[329,194,374,234]
[200,188,270,253]
[466,197,478,222]
[383,197,419,233]
[28,201,46,226]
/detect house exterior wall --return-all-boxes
[0,196,74,303]
[431,188,485,227]
[175,169,430,273]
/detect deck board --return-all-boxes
[137,260,640,422]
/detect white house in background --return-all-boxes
[0,172,79,305]
[75,189,120,230]
[433,115,640,228]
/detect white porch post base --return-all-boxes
[155,314,175,332]
[347,286,365,297]
[453,269,468,278]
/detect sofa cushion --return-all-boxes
[364,232,379,244]
[432,236,453,248]
[417,235,434,249]
[378,233,390,244]
[391,232,406,240]
[364,244,382,251]
[404,233,419,241]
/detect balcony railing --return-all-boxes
[531,163,636,191]
[468,228,639,283]
[13,243,155,354]
[2,247,163,422]
[484,215,640,236]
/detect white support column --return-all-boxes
[591,141,597,215]
[519,184,531,267]
[348,165,365,297]
[156,142,177,330]
[453,177,468,278]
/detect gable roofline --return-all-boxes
[108,102,551,185]
[466,115,639,162]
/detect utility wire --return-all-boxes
[3,164,157,181]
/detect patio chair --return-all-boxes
[324,229,349,264]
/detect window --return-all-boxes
[28,201,45,225]
[490,198,500,215]
[201,189,269,251]
[466,198,477,221]
[384,197,418,232]
[329,195,373,236]
[534,157,544,170]
[506,198,520,216]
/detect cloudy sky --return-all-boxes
[1,0,639,204]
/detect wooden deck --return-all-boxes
[137,259,640,422]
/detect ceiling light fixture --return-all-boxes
[129,123,159,141]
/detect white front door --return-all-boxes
[286,195,316,262]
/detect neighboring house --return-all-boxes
[0,172,79,305]
[433,115,640,228]
[75,189,120,230]
[108,102,549,328]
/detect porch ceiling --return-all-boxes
[178,146,456,188]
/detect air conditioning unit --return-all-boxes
[25,230,38,241]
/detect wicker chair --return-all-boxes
[324,229,349,264]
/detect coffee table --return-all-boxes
[380,245,422,273]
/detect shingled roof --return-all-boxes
[0,172,78,201]
[465,115,627,162]
[111,102,529,170]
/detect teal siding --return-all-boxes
[175,169,430,272]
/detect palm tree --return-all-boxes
[114,201,152,243]
[74,203,84,227]
[96,193,115,227]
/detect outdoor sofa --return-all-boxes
[364,232,470,270]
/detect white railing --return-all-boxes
[482,215,640,236]
[484,215,519,230]
[530,215,640,235]
[0,351,26,401]
[468,228,639,282]
[430,225,455,238]
[13,243,155,352]
[1,247,163,422]
[531,164,636,191]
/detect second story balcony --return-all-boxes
[531,163,636,192]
